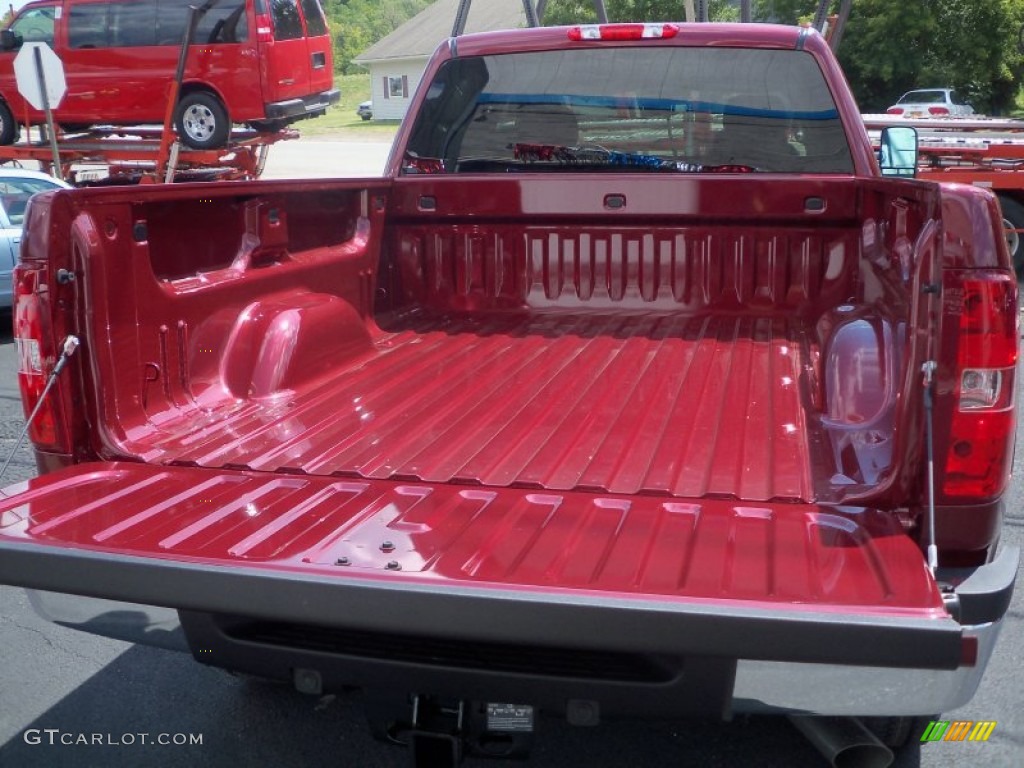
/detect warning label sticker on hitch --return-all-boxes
[486,704,534,733]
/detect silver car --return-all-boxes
[887,88,975,118]
[0,168,71,309]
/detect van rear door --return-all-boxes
[256,0,311,105]
[296,0,333,95]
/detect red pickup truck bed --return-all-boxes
[47,176,901,501]
[0,23,1018,762]
[0,174,977,673]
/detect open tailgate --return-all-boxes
[0,462,965,669]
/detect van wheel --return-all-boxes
[0,101,19,145]
[175,92,229,149]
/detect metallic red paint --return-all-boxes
[0,462,947,616]
[24,175,943,512]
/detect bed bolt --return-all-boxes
[380,541,395,552]
[386,561,401,571]
[335,557,350,566]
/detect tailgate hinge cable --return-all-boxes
[0,335,80,491]
[922,359,939,574]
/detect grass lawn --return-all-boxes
[299,73,401,137]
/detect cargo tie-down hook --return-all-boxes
[0,336,80,493]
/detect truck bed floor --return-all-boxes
[125,310,817,502]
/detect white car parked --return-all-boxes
[886,88,974,118]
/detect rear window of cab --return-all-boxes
[405,46,854,175]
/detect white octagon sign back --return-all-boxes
[14,43,67,111]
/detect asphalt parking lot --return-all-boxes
[0,138,1020,767]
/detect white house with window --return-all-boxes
[353,0,525,122]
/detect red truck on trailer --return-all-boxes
[0,21,1017,768]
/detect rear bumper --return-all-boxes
[734,545,1018,714]
[24,600,1006,719]
[0,541,969,668]
[265,89,340,120]
[1,464,1015,718]
[733,619,1003,716]
[12,545,1017,718]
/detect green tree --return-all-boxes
[838,0,1024,113]
[324,0,1024,111]
[326,0,432,74]
[752,0,816,24]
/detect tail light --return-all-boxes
[942,272,1018,498]
[928,106,950,116]
[887,107,904,115]
[568,23,679,41]
[255,13,274,43]
[13,266,72,454]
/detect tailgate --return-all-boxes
[0,462,964,669]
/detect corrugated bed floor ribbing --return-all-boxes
[137,311,815,502]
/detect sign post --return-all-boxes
[13,42,67,180]
[32,46,62,179]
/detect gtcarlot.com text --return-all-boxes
[23,729,203,747]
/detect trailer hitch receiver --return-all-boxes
[408,696,463,768]
[368,694,535,767]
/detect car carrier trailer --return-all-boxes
[0,1,302,185]
[0,124,296,185]
[864,114,1024,274]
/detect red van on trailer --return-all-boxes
[0,0,339,148]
